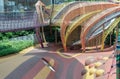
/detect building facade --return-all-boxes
[0,0,108,12]
[0,0,79,12]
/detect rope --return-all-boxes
[101,49,116,79]
[106,56,116,79]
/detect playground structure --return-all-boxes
[38,1,120,52]
[0,1,120,79]
[1,1,120,52]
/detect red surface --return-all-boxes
[21,44,116,79]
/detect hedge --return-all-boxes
[0,40,34,57]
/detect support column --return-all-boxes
[35,28,44,48]
[81,37,86,52]
[81,27,86,52]
[92,39,94,47]
[116,26,119,45]
[110,32,112,46]
[101,24,105,50]
[89,40,91,47]
[96,37,98,51]
[98,35,101,45]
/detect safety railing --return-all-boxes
[0,11,49,32]
[0,11,35,20]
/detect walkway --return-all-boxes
[0,44,116,79]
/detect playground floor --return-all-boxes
[0,43,116,79]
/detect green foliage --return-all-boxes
[68,0,74,2]
[52,26,60,31]
[0,30,34,40]
[46,35,55,42]
[104,33,116,46]
[0,40,34,57]
[44,26,61,42]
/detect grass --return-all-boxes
[0,40,34,57]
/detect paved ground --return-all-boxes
[0,44,116,79]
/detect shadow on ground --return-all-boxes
[5,48,85,79]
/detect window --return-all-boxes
[4,0,38,12]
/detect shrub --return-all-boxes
[0,40,34,57]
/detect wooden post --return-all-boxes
[101,24,105,50]
[110,32,112,46]
[35,28,44,48]
[96,37,98,51]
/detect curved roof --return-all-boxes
[81,6,120,50]
[59,2,118,51]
